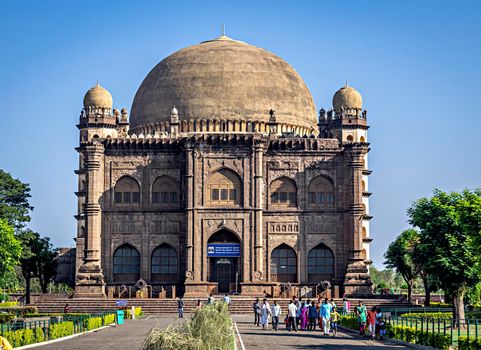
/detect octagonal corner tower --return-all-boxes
[129,36,318,135]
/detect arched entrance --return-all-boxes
[207,229,241,294]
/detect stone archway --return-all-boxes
[207,229,241,294]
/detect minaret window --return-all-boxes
[113,176,140,205]
[308,176,335,208]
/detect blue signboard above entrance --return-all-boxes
[207,243,241,257]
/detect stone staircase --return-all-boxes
[34,296,418,315]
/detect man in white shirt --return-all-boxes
[223,294,231,305]
[287,300,298,331]
[271,300,282,331]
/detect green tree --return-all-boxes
[384,229,418,300]
[37,237,58,293]
[0,219,22,285]
[408,189,481,323]
[0,170,33,230]
[17,230,58,303]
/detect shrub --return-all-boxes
[125,306,142,319]
[458,336,481,350]
[386,324,451,349]
[49,321,74,340]
[0,306,38,317]
[103,314,115,325]
[3,328,38,347]
[340,315,358,330]
[0,301,19,308]
[85,317,102,330]
[400,312,452,319]
[0,314,16,323]
[143,302,234,350]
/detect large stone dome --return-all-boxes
[130,36,317,133]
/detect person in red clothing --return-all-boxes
[367,306,377,340]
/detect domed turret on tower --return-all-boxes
[332,83,362,111]
[83,83,113,109]
[318,82,368,143]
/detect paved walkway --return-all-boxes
[233,315,409,349]
[34,315,180,350]
[31,314,411,350]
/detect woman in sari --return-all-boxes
[300,302,309,330]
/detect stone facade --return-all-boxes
[73,36,373,298]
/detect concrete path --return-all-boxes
[233,315,409,349]
[32,315,181,350]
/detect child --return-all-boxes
[330,307,340,337]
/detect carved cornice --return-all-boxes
[362,191,372,197]
[362,169,373,175]
[362,214,373,221]
[363,237,373,243]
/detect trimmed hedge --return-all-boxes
[49,321,74,340]
[340,315,358,330]
[4,327,45,347]
[0,301,19,308]
[387,325,451,350]
[0,306,38,317]
[125,306,142,319]
[458,336,481,349]
[85,316,103,331]
[401,312,452,320]
[103,314,115,325]
[0,314,16,323]
[401,311,481,321]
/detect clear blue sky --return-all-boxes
[0,0,480,268]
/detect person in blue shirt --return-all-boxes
[320,298,331,335]
[308,301,318,330]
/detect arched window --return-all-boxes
[270,177,297,208]
[152,176,179,206]
[114,176,140,205]
[307,244,334,282]
[151,244,178,283]
[113,244,140,282]
[308,176,335,208]
[361,180,366,192]
[207,168,242,206]
[270,244,297,283]
[346,135,354,142]
[362,227,367,239]
[360,136,366,142]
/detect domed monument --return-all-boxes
[74,34,372,298]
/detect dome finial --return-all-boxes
[345,80,348,87]
[222,24,225,36]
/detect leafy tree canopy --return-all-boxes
[0,170,33,229]
[408,189,481,320]
[0,219,22,282]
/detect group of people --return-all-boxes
[353,301,386,340]
[252,297,343,336]
[252,297,386,340]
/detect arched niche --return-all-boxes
[270,177,297,208]
[114,176,140,205]
[307,175,335,208]
[206,168,242,207]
